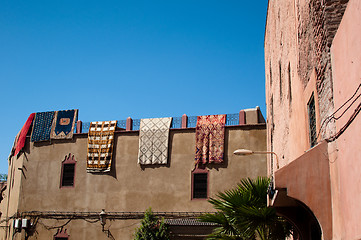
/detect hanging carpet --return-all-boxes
[87,121,117,172]
[195,114,226,165]
[30,111,55,142]
[14,113,35,156]
[138,117,172,165]
[50,109,78,139]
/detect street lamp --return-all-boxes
[233,149,279,199]
[99,209,107,231]
[99,209,112,238]
[233,149,279,169]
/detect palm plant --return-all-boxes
[199,177,292,240]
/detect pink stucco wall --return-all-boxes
[265,0,358,238]
[264,0,324,172]
[275,141,332,240]
[331,0,361,238]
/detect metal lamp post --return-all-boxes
[233,149,279,199]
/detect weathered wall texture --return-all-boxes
[265,0,301,169]
[1,125,267,240]
[0,151,24,240]
[331,0,361,238]
[265,0,322,169]
[315,0,348,140]
[265,0,356,239]
[298,0,349,139]
[265,0,348,168]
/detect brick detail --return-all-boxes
[298,0,348,138]
[126,117,133,131]
[181,114,188,128]
[76,120,82,134]
[239,110,245,125]
[312,0,348,138]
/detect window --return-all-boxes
[191,167,208,199]
[288,62,292,103]
[193,173,207,198]
[54,229,69,240]
[269,61,273,86]
[62,164,75,186]
[279,60,283,101]
[307,94,317,147]
[60,154,76,188]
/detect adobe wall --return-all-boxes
[265,1,350,238]
[265,0,314,168]
[24,219,140,240]
[4,125,266,239]
[331,0,361,238]
[264,0,348,166]
[0,152,25,239]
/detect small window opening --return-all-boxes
[193,173,207,198]
[192,168,208,199]
[288,62,292,103]
[307,94,317,147]
[60,154,76,188]
[269,61,273,86]
[279,61,283,100]
[54,229,69,240]
[61,164,75,187]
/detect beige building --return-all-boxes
[265,0,361,239]
[1,109,267,240]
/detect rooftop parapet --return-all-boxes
[75,108,265,133]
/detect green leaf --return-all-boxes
[134,208,170,240]
[199,177,293,240]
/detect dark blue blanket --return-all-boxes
[31,111,55,142]
[52,109,77,138]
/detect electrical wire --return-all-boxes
[317,83,361,139]
[38,218,73,230]
[326,100,361,142]
[9,211,214,239]
[84,218,100,223]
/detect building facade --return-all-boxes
[265,0,361,239]
[1,109,267,240]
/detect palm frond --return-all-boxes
[200,177,293,240]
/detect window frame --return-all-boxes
[191,167,209,200]
[54,237,68,240]
[60,154,76,188]
[307,93,317,147]
[54,229,69,240]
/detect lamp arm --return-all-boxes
[251,151,279,169]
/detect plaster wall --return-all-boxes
[265,0,349,168]
[331,0,361,238]
[0,152,26,239]
[275,141,332,240]
[2,125,267,240]
[23,219,139,240]
[265,0,351,239]
[264,0,320,169]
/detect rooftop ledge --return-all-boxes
[74,108,265,134]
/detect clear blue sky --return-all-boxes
[0,1,268,174]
